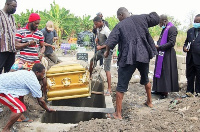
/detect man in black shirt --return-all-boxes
[105,7,159,119]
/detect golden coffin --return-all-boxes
[46,64,91,101]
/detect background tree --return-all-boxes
[105,16,119,30]
[14,9,38,27]
[39,1,77,43]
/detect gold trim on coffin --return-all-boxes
[46,64,91,101]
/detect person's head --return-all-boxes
[93,16,103,28]
[96,12,103,19]
[117,7,130,21]
[32,63,45,81]
[28,13,41,31]
[159,15,168,28]
[193,14,200,28]
[4,0,17,15]
[17,22,21,28]
[46,21,54,32]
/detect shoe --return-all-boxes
[160,94,168,99]
[181,95,189,98]
[104,91,111,96]
[151,91,159,94]
[182,92,194,98]
[17,117,33,122]
[195,93,200,97]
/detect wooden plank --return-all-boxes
[48,106,115,113]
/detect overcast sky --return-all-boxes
[1,0,199,27]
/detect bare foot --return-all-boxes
[106,113,122,120]
[144,102,153,108]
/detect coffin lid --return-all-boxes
[46,63,85,74]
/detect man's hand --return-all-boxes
[51,45,55,50]
[183,46,189,52]
[47,108,56,113]
[95,38,99,44]
[155,44,159,49]
[53,37,58,42]
[104,51,109,58]
[29,40,37,46]
[96,45,102,51]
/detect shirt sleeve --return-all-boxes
[105,25,120,50]
[15,30,22,42]
[0,18,1,38]
[25,72,42,98]
[104,26,111,38]
[39,31,44,43]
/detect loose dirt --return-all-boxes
[1,53,199,132]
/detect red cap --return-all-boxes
[28,13,40,23]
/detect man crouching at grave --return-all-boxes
[89,16,112,96]
[0,63,55,132]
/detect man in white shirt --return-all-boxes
[89,16,112,96]
[0,63,55,132]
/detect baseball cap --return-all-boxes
[46,21,54,31]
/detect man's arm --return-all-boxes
[104,25,120,54]
[37,97,55,112]
[96,45,106,50]
[42,42,55,50]
[15,40,36,50]
[104,45,111,58]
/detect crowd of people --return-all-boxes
[1,0,200,131]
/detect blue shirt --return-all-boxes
[105,12,159,67]
[0,70,42,98]
[41,28,57,55]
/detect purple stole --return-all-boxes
[155,22,174,78]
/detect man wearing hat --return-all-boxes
[12,13,47,122]
[14,13,45,68]
[41,21,60,64]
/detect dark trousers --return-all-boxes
[186,60,200,94]
[0,52,15,74]
[95,46,103,66]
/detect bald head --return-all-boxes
[6,0,16,4]
[117,7,130,21]
[160,15,168,21]
[194,14,200,24]
[159,14,168,28]
[4,0,17,14]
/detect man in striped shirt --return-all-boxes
[15,13,45,66]
[0,63,55,132]
[0,0,17,74]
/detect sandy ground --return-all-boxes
[1,50,199,132]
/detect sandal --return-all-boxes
[17,117,33,122]
[104,91,111,96]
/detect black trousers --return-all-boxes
[186,60,200,94]
[94,46,103,66]
[0,52,15,74]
